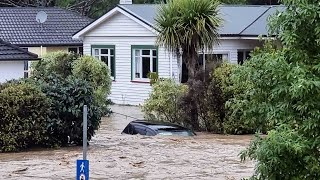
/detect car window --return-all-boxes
[158,129,194,136]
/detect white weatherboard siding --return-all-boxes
[0,61,24,83]
[83,12,178,105]
[210,39,262,64]
[83,36,178,105]
[86,12,155,37]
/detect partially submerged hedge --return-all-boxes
[0,51,111,152]
[0,81,51,152]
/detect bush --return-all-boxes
[0,81,51,152]
[32,52,112,115]
[32,51,79,79]
[142,79,187,124]
[37,74,104,146]
[241,125,319,179]
[212,62,236,100]
[211,62,264,134]
[0,52,111,152]
[72,55,111,94]
[72,56,112,109]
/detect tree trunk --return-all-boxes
[182,47,198,82]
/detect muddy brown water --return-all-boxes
[0,105,254,180]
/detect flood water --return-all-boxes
[0,105,254,180]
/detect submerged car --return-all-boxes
[122,120,195,136]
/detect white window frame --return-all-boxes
[132,46,157,82]
[91,45,115,80]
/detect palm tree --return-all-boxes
[155,0,222,81]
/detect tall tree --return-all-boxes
[155,0,222,81]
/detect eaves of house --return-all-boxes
[0,39,39,61]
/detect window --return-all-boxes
[21,48,29,78]
[198,53,229,64]
[132,45,157,81]
[237,50,252,65]
[91,45,115,79]
[68,46,83,55]
[24,61,29,78]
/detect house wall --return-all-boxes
[83,36,178,106]
[83,11,178,105]
[81,11,264,105]
[0,61,24,83]
[28,47,47,57]
[210,39,263,64]
[46,46,69,53]
[27,46,71,57]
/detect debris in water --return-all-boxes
[130,161,144,168]
[12,167,28,173]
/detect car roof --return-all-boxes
[130,120,188,131]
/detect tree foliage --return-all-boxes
[155,0,221,80]
[237,0,320,179]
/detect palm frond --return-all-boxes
[155,0,222,53]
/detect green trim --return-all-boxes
[131,46,133,81]
[156,46,159,74]
[131,45,157,49]
[91,45,116,80]
[131,45,158,81]
[91,45,115,49]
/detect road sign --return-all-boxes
[77,160,89,180]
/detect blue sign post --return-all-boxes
[77,160,89,180]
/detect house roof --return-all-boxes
[117,4,284,37]
[0,7,93,47]
[0,39,39,61]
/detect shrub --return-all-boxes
[72,55,111,96]
[37,74,104,146]
[32,51,79,79]
[32,52,112,116]
[241,125,318,179]
[147,72,159,85]
[212,62,236,100]
[72,56,112,111]
[178,69,225,132]
[142,79,188,124]
[211,62,263,134]
[0,81,51,152]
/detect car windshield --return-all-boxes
[157,129,194,136]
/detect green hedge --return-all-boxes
[38,75,103,146]
[0,52,112,152]
[0,81,51,152]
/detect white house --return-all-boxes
[73,2,283,105]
